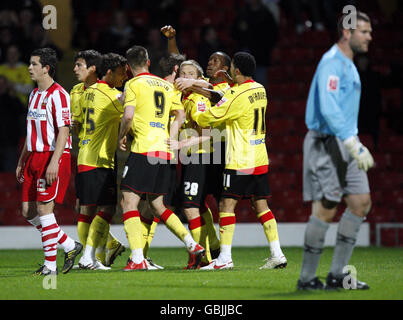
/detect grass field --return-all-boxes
[0,247,402,302]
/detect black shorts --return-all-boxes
[163,162,180,207]
[120,153,172,195]
[221,169,271,200]
[180,153,224,208]
[76,168,117,206]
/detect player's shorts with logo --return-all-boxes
[221,169,271,199]
[120,152,172,196]
[303,130,370,203]
[22,150,71,204]
[76,167,117,206]
[180,153,225,208]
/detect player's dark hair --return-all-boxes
[337,11,370,39]
[74,49,102,75]
[232,52,256,77]
[126,45,148,69]
[98,53,127,78]
[215,51,231,70]
[31,47,57,78]
[159,53,186,78]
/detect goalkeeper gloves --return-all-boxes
[343,136,374,172]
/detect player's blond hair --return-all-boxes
[180,60,204,78]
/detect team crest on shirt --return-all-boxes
[197,101,206,112]
[327,75,339,92]
[41,97,48,109]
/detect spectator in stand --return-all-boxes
[281,0,326,34]
[197,25,222,72]
[24,23,63,61]
[146,27,166,76]
[0,44,34,105]
[231,0,278,87]
[0,27,16,63]
[0,75,26,172]
[97,10,143,56]
[355,54,382,149]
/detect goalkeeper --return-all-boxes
[297,11,374,290]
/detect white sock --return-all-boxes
[183,233,197,252]
[269,240,284,258]
[29,214,75,252]
[39,214,59,271]
[218,244,232,263]
[131,248,144,264]
[27,215,42,231]
[82,244,95,262]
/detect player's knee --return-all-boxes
[21,203,36,220]
[357,196,372,217]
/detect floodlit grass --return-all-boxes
[0,247,402,301]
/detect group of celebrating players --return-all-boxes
[17,25,287,275]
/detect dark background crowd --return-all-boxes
[0,0,402,245]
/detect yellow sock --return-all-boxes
[106,232,120,250]
[188,217,202,242]
[140,216,153,256]
[160,209,189,241]
[219,212,236,246]
[145,218,159,257]
[200,223,211,263]
[123,210,143,250]
[77,214,92,247]
[202,208,220,251]
[87,212,111,249]
[257,209,279,242]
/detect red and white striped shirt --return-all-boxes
[26,82,72,152]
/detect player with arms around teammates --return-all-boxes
[16,48,82,275]
[192,52,287,270]
[297,11,373,290]
[118,46,206,271]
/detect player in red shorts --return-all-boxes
[16,48,82,275]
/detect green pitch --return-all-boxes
[0,247,402,300]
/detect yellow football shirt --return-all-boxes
[70,82,86,142]
[70,82,85,119]
[181,92,212,154]
[195,80,269,174]
[76,81,124,170]
[123,72,180,160]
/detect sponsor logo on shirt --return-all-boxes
[250,138,265,145]
[149,121,165,129]
[27,110,46,120]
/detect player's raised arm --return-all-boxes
[161,25,180,54]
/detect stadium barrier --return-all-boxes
[0,222,369,249]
